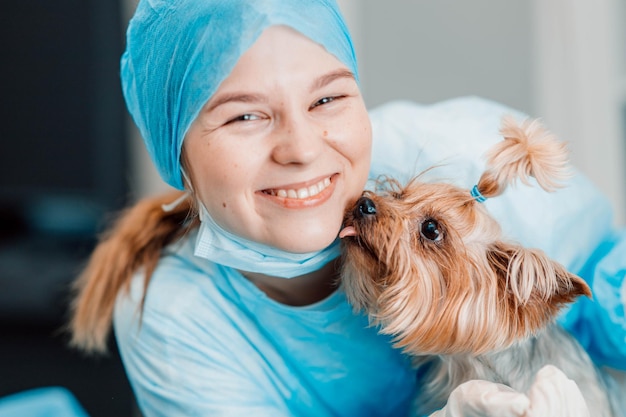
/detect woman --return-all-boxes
[70,1,625,416]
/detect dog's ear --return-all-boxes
[487,242,591,322]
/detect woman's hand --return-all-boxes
[524,365,590,417]
[429,365,590,417]
[429,379,529,417]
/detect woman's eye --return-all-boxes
[420,218,442,242]
[227,113,261,124]
[311,96,339,109]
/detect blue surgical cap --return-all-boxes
[121,0,358,190]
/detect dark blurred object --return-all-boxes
[0,321,138,417]
[0,1,136,416]
[0,1,129,237]
[0,0,129,320]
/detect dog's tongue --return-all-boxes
[339,226,356,238]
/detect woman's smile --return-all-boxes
[258,174,338,208]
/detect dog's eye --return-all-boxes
[420,219,441,242]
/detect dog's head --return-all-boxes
[340,118,591,356]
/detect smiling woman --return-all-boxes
[66,0,626,416]
[69,2,417,416]
[183,26,371,254]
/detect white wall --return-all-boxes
[531,0,626,226]
[348,0,533,113]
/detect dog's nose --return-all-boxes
[355,196,377,218]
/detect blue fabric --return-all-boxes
[121,0,357,190]
[0,387,89,417]
[559,230,626,369]
[114,232,417,417]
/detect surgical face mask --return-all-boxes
[194,204,341,279]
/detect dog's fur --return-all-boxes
[340,117,621,416]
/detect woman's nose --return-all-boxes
[271,114,324,165]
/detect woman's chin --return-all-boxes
[271,233,340,254]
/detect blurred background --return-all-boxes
[0,0,135,416]
[0,1,624,416]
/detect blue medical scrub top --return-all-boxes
[114,97,626,417]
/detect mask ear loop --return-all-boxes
[161,192,190,212]
[180,168,194,193]
[161,169,193,212]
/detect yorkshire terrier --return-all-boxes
[340,117,621,416]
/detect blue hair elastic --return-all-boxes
[471,185,487,203]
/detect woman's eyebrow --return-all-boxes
[204,69,354,113]
[309,69,355,92]
[204,92,267,113]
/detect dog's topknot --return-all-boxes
[475,116,571,200]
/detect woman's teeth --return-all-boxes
[267,177,331,199]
